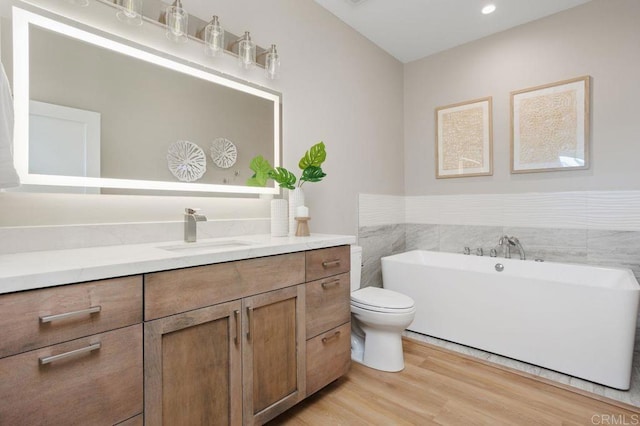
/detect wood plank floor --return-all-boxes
[269,338,640,425]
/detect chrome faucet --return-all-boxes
[184,208,207,243]
[497,235,525,260]
[508,236,526,260]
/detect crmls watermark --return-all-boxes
[592,414,640,425]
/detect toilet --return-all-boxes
[350,245,416,372]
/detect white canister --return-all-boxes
[288,188,305,235]
[271,199,288,237]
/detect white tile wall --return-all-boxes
[361,191,640,231]
[358,194,405,227]
[587,191,640,231]
[501,192,589,229]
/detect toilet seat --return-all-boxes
[351,287,415,314]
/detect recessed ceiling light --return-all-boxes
[482,4,496,15]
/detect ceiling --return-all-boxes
[313,0,592,63]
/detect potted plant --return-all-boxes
[247,141,326,235]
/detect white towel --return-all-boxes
[0,60,20,188]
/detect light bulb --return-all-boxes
[237,32,255,69]
[265,44,280,80]
[166,1,188,43]
[116,0,143,26]
[204,16,225,57]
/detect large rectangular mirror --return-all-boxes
[10,7,280,195]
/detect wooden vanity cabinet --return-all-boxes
[2,244,351,425]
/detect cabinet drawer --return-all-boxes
[0,324,143,426]
[305,246,350,282]
[145,252,305,320]
[306,322,351,396]
[306,273,351,339]
[0,276,142,359]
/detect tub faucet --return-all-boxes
[508,237,526,260]
[184,208,207,243]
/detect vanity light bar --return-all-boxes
[101,0,275,69]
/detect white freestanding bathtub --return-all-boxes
[381,250,640,390]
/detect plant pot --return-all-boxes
[288,187,305,236]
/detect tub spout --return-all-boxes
[508,237,526,260]
[497,235,525,260]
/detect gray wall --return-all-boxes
[404,0,640,196]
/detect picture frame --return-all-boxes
[435,97,493,179]
[511,76,590,173]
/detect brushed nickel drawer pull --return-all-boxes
[246,307,253,340]
[40,306,102,323]
[321,279,341,289]
[322,331,341,344]
[39,343,101,365]
[233,310,240,345]
[322,259,341,268]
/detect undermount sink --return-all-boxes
[159,239,258,254]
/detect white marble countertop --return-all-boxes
[0,233,356,295]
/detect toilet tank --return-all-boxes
[350,245,362,292]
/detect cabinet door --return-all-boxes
[144,300,242,426]
[242,285,305,425]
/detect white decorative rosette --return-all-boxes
[210,137,238,169]
[167,140,207,182]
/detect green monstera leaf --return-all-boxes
[246,155,273,187]
[269,167,297,190]
[298,142,326,170]
[247,142,328,190]
[300,166,327,185]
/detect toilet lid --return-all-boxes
[351,287,415,310]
